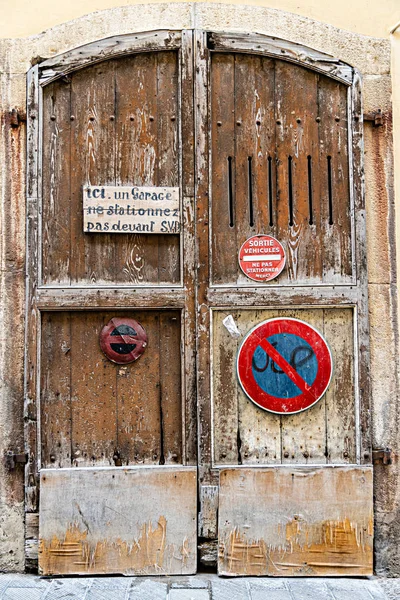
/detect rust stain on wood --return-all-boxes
[219,516,373,576]
[40,515,190,575]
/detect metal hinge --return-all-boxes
[9,109,27,128]
[363,109,384,127]
[4,451,28,470]
[372,447,393,465]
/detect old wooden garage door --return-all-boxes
[25,30,372,576]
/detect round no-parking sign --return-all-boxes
[237,318,333,414]
[100,317,147,364]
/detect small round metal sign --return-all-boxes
[238,234,285,282]
[237,318,333,414]
[100,317,147,364]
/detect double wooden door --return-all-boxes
[26,30,373,576]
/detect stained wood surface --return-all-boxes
[212,308,355,465]
[39,467,197,575]
[41,51,180,286]
[40,311,182,468]
[210,53,352,286]
[218,467,373,576]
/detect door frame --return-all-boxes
[25,28,371,569]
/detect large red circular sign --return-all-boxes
[100,317,147,364]
[237,318,333,414]
[238,235,285,282]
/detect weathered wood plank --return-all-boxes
[208,32,353,85]
[39,467,197,575]
[116,311,162,465]
[156,51,180,282]
[218,467,373,576]
[42,79,71,285]
[39,31,182,84]
[40,312,72,468]
[70,312,117,466]
[324,308,356,463]
[210,53,236,284]
[159,312,182,464]
[318,75,352,283]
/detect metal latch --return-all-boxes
[4,451,28,470]
[363,109,384,127]
[372,447,393,465]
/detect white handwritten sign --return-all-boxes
[83,186,180,234]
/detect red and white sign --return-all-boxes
[237,318,333,414]
[100,317,147,364]
[238,235,285,282]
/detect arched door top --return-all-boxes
[35,29,353,87]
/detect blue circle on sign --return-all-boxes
[251,333,318,399]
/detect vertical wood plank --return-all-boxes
[40,312,72,468]
[41,81,71,285]
[275,62,322,283]
[236,310,282,465]
[324,308,356,463]
[159,311,182,464]
[181,30,197,465]
[212,310,240,464]
[70,312,117,466]
[70,62,116,285]
[210,53,236,285]
[156,51,180,284]
[117,311,162,464]
[114,53,159,285]
[318,75,352,282]
[281,308,327,464]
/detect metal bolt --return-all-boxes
[316,116,321,123]
[171,115,176,121]
[256,120,261,125]
[296,118,301,124]
[50,115,56,121]
[217,121,222,126]
[149,115,154,121]
[303,451,309,459]
[343,451,349,458]
[335,116,340,122]
[276,119,281,125]
[130,116,135,121]
[50,454,56,462]
[284,451,289,458]
[236,120,242,126]
[110,115,115,121]
[70,115,75,121]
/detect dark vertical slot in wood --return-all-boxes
[288,155,294,226]
[307,155,313,225]
[268,156,274,226]
[228,156,234,227]
[327,155,333,225]
[248,156,254,227]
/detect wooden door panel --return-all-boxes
[210,53,352,286]
[218,467,373,576]
[39,467,197,575]
[40,310,182,468]
[41,51,180,287]
[212,308,355,466]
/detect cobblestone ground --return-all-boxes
[0,574,396,600]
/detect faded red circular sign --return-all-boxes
[238,235,285,282]
[100,317,147,364]
[237,318,333,414]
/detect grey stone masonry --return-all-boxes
[0,574,395,599]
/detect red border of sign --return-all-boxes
[237,318,333,415]
[238,235,286,282]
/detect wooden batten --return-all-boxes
[39,467,197,575]
[218,467,373,576]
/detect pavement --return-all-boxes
[0,574,399,600]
